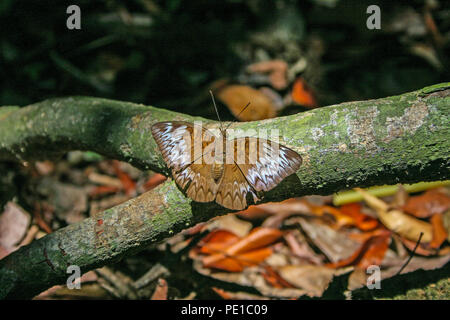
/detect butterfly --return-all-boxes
[151,93,302,210]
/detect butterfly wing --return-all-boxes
[233,137,302,192]
[215,163,258,211]
[151,121,221,202]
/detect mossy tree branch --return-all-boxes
[0,83,449,299]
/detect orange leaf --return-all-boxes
[291,78,317,108]
[340,203,379,231]
[403,189,450,218]
[262,266,295,289]
[400,237,435,256]
[112,160,136,196]
[33,202,53,234]
[216,85,277,121]
[203,247,273,272]
[144,173,167,191]
[212,287,233,299]
[199,227,282,272]
[151,278,168,300]
[326,229,391,269]
[236,205,272,220]
[89,185,120,197]
[430,213,448,249]
[225,227,282,256]
[307,203,354,228]
[198,230,240,255]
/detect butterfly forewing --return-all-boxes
[152,121,220,202]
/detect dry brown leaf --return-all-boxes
[277,265,336,297]
[288,217,360,263]
[0,202,31,250]
[326,229,391,269]
[403,189,450,218]
[212,287,269,300]
[151,278,168,300]
[247,60,288,90]
[201,227,282,272]
[193,261,307,298]
[355,188,433,243]
[216,85,277,121]
[430,213,448,249]
[207,214,252,238]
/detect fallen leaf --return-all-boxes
[198,230,240,255]
[207,214,252,238]
[326,229,391,269]
[112,160,136,196]
[430,213,448,249]
[197,227,282,272]
[262,266,296,289]
[306,202,354,229]
[221,227,283,256]
[291,78,317,108]
[277,265,336,297]
[194,261,307,298]
[288,217,360,263]
[216,85,277,121]
[212,287,269,300]
[399,237,435,256]
[403,189,450,218]
[0,202,31,250]
[37,178,88,225]
[88,185,121,197]
[283,230,323,264]
[355,188,433,243]
[203,247,273,272]
[339,203,379,231]
[143,173,167,191]
[247,60,288,90]
[151,278,168,300]
[87,172,123,188]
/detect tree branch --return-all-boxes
[0,83,449,299]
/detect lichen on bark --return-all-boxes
[0,83,449,299]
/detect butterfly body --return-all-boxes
[212,161,224,182]
[152,121,302,210]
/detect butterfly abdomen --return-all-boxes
[212,161,224,182]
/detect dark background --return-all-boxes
[0,0,448,117]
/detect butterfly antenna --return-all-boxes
[224,101,251,131]
[209,90,223,133]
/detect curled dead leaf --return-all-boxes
[216,85,277,121]
[430,213,448,249]
[291,78,317,108]
[403,189,450,218]
[195,227,282,272]
[355,188,433,243]
[247,60,288,90]
[277,265,336,297]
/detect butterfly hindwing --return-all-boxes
[233,137,302,192]
[215,163,258,211]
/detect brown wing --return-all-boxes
[151,121,220,202]
[232,137,302,192]
[215,163,258,211]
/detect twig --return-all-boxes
[396,232,424,276]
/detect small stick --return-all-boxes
[396,232,424,276]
